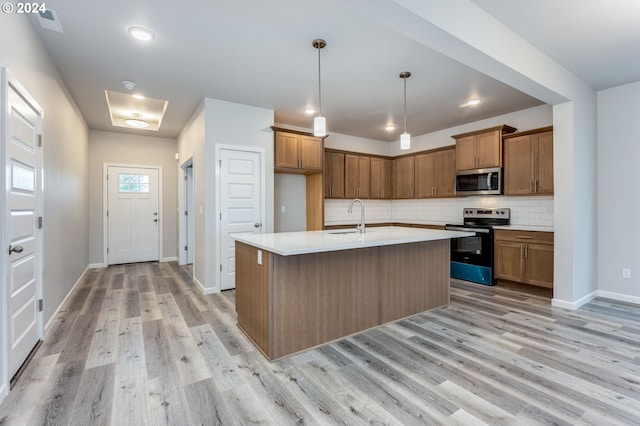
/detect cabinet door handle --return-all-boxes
[525,245,529,259]
[535,180,538,193]
[516,236,532,239]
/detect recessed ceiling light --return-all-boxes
[385,125,395,132]
[128,26,155,41]
[460,98,482,107]
[122,80,136,91]
[124,114,149,128]
[132,94,145,100]
[304,107,316,115]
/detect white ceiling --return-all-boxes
[28,0,640,141]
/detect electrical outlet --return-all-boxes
[622,268,631,279]
[257,250,262,265]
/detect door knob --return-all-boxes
[254,223,262,228]
[8,245,23,255]
[154,219,158,223]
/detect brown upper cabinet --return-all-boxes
[274,129,323,173]
[415,148,456,198]
[503,127,553,196]
[370,157,392,199]
[452,125,516,171]
[392,156,415,199]
[324,151,344,198]
[344,154,371,199]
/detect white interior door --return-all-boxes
[220,149,263,291]
[4,71,43,380]
[107,166,160,264]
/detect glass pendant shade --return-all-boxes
[313,115,326,137]
[400,131,411,150]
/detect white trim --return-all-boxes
[215,144,266,292]
[595,290,640,306]
[103,163,163,265]
[552,291,597,310]
[160,257,178,263]
[44,265,89,337]
[192,276,217,295]
[178,155,194,266]
[88,263,107,269]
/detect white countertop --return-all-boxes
[493,225,554,232]
[233,226,474,256]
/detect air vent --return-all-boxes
[37,8,63,33]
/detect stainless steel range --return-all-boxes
[445,208,510,285]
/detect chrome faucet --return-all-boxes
[348,198,366,233]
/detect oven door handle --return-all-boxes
[446,226,490,234]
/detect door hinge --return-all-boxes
[184,245,188,251]
[37,216,43,229]
[219,212,222,220]
[38,299,43,312]
[184,210,188,216]
[220,264,222,272]
[37,134,42,147]
[107,247,109,254]
[184,174,188,181]
[106,210,109,217]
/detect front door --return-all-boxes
[219,149,263,291]
[3,70,43,380]
[107,166,160,264]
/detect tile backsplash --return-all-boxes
[325,196,554,227]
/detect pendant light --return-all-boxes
[313,39,327,137]
[399,71,411,150]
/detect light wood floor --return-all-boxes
[1,262,640,425]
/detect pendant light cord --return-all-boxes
[403,77,407,133]
[317,45,322,116]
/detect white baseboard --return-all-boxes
[193,277,219,295]
[88,263,106,269]
[595,290,640,305]
[551,291,597,310]
[551,288,640,310]
[44,265,89,337]
[160,257,178,263]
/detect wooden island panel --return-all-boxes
[271,247,379,359]
[379,240,449,323]
[236,239,452,360]
[235,242,272,357]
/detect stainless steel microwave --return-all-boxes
[455,167,502,196]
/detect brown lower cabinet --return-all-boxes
[494,229,554,288]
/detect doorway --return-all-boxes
[1,68,44,388]
[179,158,194,266]
[105,165,161,264]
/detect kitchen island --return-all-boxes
[233,226,472,360]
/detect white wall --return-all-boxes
[0,15,89,400]
[179,99,273,293]
[597,81,640,303]
[177,102,206,289]
[392,105,553,155]
[274,174,306,232]
[88,130,178,265]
